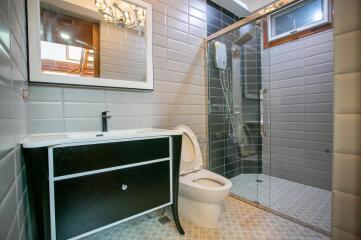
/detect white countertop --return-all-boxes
[22,128,183,148]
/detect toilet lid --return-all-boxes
[175,125,203,175]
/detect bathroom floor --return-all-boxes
[83,197,329,240]
[231,174,332,234]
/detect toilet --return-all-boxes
[175,125,232,228]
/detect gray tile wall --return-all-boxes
[263,29,334,190]
[0,0,32,239]
[100,22,146,81]
[29,0,208,163]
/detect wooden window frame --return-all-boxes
[263,0,333,49]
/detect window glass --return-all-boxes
[67,46,82,61]
[271,0,324,38]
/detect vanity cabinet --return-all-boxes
[23,133,184,240]
[55,161,170,239]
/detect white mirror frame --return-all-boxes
[27,0,153,90]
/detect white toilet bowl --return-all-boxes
[175,125,232,229]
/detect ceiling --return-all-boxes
[240,0,276,12]
[211,0,276,17]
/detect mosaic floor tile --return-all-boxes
[82,197,329,240]
[230,174,332,233]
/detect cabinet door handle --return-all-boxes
[122,184,128,191]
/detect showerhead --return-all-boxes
[234,24,262,46]
[234,32,254,46]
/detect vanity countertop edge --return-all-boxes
[22,128,183,148]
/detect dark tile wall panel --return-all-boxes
[206,0,241,36]
[207,13,264,178]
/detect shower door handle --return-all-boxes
[260,89,268,137]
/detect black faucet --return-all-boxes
[101,111,112,132]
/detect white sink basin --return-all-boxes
[67,129,156,139]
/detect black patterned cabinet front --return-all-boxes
[24,136,184,240]
[54,162,170,239]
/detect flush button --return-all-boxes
[122,184,128,191]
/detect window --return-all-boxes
[66,46,83,62]
[268,0,329,41]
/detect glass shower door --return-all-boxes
[207,20,271,206]
[234,22,271,206]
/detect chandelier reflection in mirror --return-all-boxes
[94,0,145,29]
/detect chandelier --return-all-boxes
[94,0,145,29]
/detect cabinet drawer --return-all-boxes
[53,137,169,176]
[54,161,171,240]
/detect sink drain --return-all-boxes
[256,179,263,183]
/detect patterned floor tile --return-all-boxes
[230,174,332,233]
[82,197,329,240]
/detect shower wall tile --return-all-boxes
[265,29,334,190]
[206,0,245,36]
[303,41,333,58]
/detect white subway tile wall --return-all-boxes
[0,0,32,239]
[29,0,208,163]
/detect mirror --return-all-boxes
[28,0,153,89]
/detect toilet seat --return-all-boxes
[180,169,231,191]
[175,125,203,175]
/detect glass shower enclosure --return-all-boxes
[207,20,271,206]
[206,16,332,235]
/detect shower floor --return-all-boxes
[230,174,332,234]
